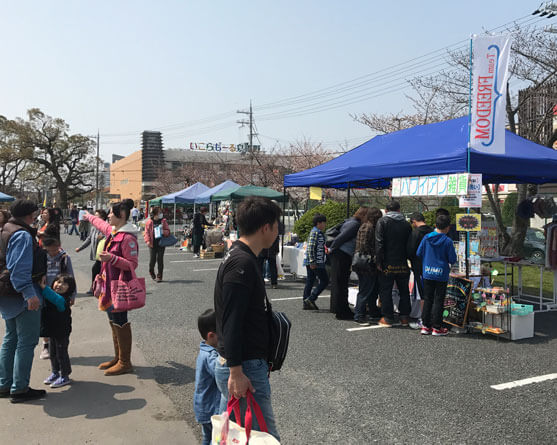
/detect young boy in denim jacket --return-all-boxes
[193,309,221,445]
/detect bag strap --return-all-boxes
[226,396,243,427]
[245,391,269,440]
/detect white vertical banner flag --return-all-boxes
[470,34,511,154]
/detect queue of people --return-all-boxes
[301,201,457,335]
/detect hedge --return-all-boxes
[293,200,360,241]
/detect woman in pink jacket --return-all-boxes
[84,198,139,376]
[143,206,170,282]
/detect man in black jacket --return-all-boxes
[192,207,213,258]
[407,212,433,328]
[375,200,412,327]
[213,197,282,441]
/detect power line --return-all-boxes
[95,12,552,140]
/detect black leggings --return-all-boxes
[149,245,165,276]
[92,260,102,284]
[49,335,72,377]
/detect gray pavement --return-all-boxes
[2,232,557,444]
[0,234,198,445]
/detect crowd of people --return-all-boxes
[0,194,457,443]
[0,198,142,403]
[302,201,458,335]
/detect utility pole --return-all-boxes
[237,101,257,183]
[95,131,100,209]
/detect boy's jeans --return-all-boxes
[303,266,329,302]
[214,357,280,442]
[0,308,41,394]
[422,279,448,329]
[200,422,212,445]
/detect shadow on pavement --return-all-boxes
[38,381,146,419]
[167,279,203,285]
[135,361,195,387]
[71,355,112,367]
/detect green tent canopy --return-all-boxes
[211,185,286,202]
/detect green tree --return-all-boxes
[9,109,97,208]
[293,200,359,240]
[501,193,518,227]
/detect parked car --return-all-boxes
[506,227,546,263]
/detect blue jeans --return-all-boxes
[354,272,381,320]
[214,358,280,442]
[0,308,41,394]
[303,266,329,302]
[201,422,212,445]
[68,222,78,235]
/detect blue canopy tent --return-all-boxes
[194,180,240,204]
[0,192,15,202]
[284,117,557,189]
[154,182,210,205]
[150,182,209,234]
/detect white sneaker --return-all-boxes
[409,320,423,330]
[193,254,200,258]
[39,346,50,360]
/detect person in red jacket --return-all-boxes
[83,199,139,376]
[143,207,170,282]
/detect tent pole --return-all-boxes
[173,203,176,235]
[281,189,286,262]
[346,183,351,219]
[465,36,474,280]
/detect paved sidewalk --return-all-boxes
[0,269,199,445]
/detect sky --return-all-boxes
[0,1,553,162]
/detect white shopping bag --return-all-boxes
[211,393,280,445]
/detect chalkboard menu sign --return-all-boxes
[443,275,473,327]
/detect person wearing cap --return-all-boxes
[0,199,47,403]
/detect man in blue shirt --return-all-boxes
[0,200,46,403]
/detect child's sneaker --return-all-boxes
[432,327,449,336]
[409,319,423,330]
[44,372,59,385]
[50,376,71,388]
[39,345,50,360]
[420,327,432,335]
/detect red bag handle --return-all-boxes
[244,391,269,441]
[225,392,269,444]
[226,396,243,428]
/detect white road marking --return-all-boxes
[170,259,222,263]
[490,373,557,391]
[271,295,330,302]
[192,268,219,272]
[346,325,388,332]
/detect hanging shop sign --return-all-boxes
[459,174,483,208]
[456,213,481,232]
[392,173,471,197]
[470,34,511,155]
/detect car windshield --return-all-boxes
[530,230,545,241]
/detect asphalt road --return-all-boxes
[65,233,557,444]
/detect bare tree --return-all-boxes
[353,24,557,255]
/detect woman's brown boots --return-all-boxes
[99,322,133,376]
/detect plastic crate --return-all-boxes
[511,303,534,316]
